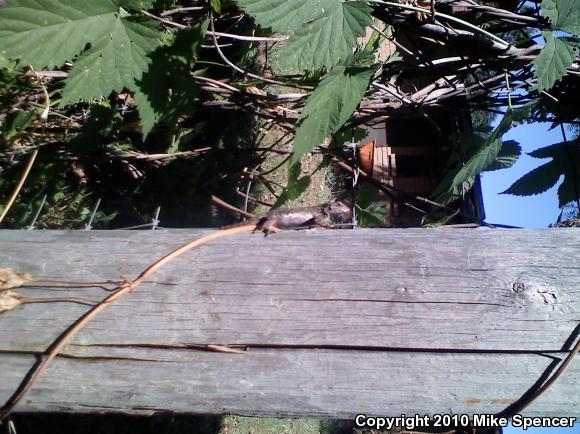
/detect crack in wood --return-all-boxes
[0,350,164,363]
[287,298,516,309]
[67,342,571,355]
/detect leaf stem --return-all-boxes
[505,71,512,110]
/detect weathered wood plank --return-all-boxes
[3,350,578,417]
[0,229,579,417]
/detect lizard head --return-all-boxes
[325,199,352,219]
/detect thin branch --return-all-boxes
[160,6,204,16]
[106,149,211,162]
[208,12,291,87]
[441,0,541,23]
[371,82,413,104]
[210,194,255,219]
[236,188,275,207]
[140,9,186,28]
[0,149,39,224]
[193,75,240,92]
[369,0,511,47]
[211,31,287,43]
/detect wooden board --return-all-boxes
[0,229,578,417]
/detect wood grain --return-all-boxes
[0,229,578,417]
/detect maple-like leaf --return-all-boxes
[0,0,161,105]
[541,0,580,35]
[237,0,372,70]
[533,31,577,91]
[61,16,160,105]
[502,138,580,207]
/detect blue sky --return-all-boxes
[481,121,570,228]
[480,121,577,432]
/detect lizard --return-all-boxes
[222,199,352,234]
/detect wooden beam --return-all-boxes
[0,229,578,417]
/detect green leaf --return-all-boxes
[134,21,206,136]
[0,0,118,68]
[211,0,222,14]
[485,140,521,171]
[281,1,372,70]
[361,23,381,55]
[0,0,161,105]
[502,138,580,207]
[541,0,580,34]
[0,53,9,69]
[421,209,460,227]
[444,132,486,168]
[355,184,386,227]
[62,16,160,105]
[291,63,375,164]
[433,106,530,203]
[237,0,372,70]
[533,32,577,91]
[333,127,366,146]
[236,0,322,32]
[1,110,36,140]
[0,67,32,108]
[117,0,156,9]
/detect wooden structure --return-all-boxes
[360,108,483,227]
[0,229,579,417]
[357,24,484,228]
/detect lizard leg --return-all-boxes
[252,217,268,233]
[261,220,282,236]
[311,215,331,229]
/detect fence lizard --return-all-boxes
[225,199,352,234]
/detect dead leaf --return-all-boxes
[0,267,32,291]
[246,86,267,96]
[0,290,24,313]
